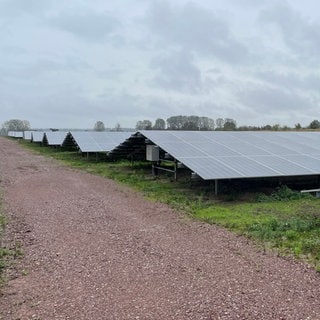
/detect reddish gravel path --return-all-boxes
[0,137,319,320]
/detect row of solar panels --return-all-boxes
[8,130,132,153]
[7,131,24,138]
[134,131,320,180]
[7,130,320,181]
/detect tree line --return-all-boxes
[2,117,320,135]
[136,116,237,131]
[135,116,320,131]
[0,119,31,135]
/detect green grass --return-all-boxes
[19,140,320,270]
[0,193,14,282]
[195,200,320,265]
[0,187,24,284]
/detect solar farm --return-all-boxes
[3,130,320,318]
[7,129,320,194]
[4,130,320,271]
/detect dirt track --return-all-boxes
[0,137,319,320]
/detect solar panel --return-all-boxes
[138,131,320,180]
[31,131,45,142]
[65,131,132,153]
[44,132,68,146]
[7,131,23,138]
[23,131,34,140]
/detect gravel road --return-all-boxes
[0,137,319,320]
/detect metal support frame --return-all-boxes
[301,188,320,198]
[151,158,178,181]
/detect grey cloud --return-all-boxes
[145,1,248,63]
[256,70,320,92]
[260,3,320,59]
[228,0,268,6]
[238,86,315,114]
[150,50,202,93]
[142,95,188,119]
[96,91,143,117]
[10,90,124,128]
[97,67,126,79]
[50,11,122,42]
[0,0,53,17]
[27,58,90,76]
[1,45,27,56]
[0,56,91,83]
[96,92,200,123]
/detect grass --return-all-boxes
[0,187,24,284]
[19,140,320,271]
[0,195,13,282]
[195,198,320,268]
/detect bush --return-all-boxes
[256,185,312,202]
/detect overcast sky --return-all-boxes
[1,0,319,129]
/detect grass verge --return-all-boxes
[20,140,320,271]
[195,196,320,269]
[0,188,23,285]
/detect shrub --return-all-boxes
[256,185,312,202]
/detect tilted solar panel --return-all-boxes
[138,131,320,180]
[67,131,132,153]
[32,131,46,142]
[44,132,68,146]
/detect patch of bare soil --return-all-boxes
[0,137,319,320]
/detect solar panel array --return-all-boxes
[139,131,320,180]
[44,131,68,146]
[6,129,320,181]
[23,131,34,140]
[65,131,132,153]
[31,131,46,142]
[7,131,24,138]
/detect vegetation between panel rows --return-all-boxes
[20,140,320,271]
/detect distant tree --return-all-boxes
[237,125,249,131]
[181,121,199,130]
[272,124,280,131]
[161,116,232,131]
[188,115,200,128]
[262,124,272,131]
[223,118,237,131]
[1,119,31,134]
[136,120,152,130]
[215,118,224,130]
[308,119,320,129]
[114,123,122,131]
[94,121,105,131]
[153,118,166,130]
[166,115,187,130]
[199,117,215,131]
[136,121,143,130]
[167,115,216,131]
[295,123,302,130]
[238,125,261,131]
